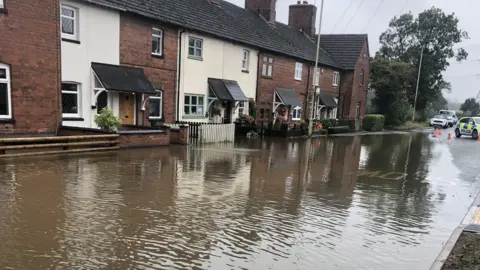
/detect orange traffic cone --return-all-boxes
[477,136,480,141]
[447,133,452,140]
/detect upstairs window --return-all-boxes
[0,63,12,119]
[360,69,365,86]
[333,71,340,86]
[242,50,250,71]
[262,56,273,77]
[0,0,4,9]
[149,90,163,119]
[151,28,163,56]
[188,37,203,59]
[294,62,303,80]
[61,5,78,40]
[62,82,80,117]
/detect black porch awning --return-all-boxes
[208,78,248,101]
[275,87,302,107]
[319,92,338,108]
[92,62,156,94]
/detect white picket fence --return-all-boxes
[200,123,235,143]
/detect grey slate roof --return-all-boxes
[92,62,156,93]
[320,34,368,70]
[84,0,344,68]
[274,87,302,107]
[319,92,338,108]
[208,78,248,101]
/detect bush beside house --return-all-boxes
[363,114,385,131]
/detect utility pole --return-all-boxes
[308,0,324,136]
[412,46,424,122]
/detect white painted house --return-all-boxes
[60,0,157,129]
[178,31,259,123]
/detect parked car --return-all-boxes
[430,114,449,128]
[455,117,480,139]
[439,110,458,127]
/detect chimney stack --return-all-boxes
[288,1,317,36]
[245,0,277,24]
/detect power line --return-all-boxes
[343,0,364,32]
[362,0,385,33]
[330,0,353,33]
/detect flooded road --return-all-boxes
[1,130,480,270]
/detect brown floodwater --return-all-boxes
[1,133,480,270]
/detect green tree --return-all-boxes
[371,57,413,126]
[460,98,480,116]
[378,7,468,111]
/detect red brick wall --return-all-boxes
[255,52,340,121]
[120,13,178,124]
[0,0,61,136]
[170,126,189,145]
[119,131,170,148]
[339,72,354,119]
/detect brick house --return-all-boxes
[0,0,62,136]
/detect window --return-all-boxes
[61,5,77,40]
[62,83,80,117]
[149,90,163,119]
[294,62,303,80]
[188,37,203,59]
[355,102,361,120]
[333,71,340,86]
[360,69,365,86]
[0,0,4,9]
[238,101,245,117]
[151,28,163,56]
[292,107,301,120]
[242,50,250,71]
[0,63,11,119]
[262,56,273,77]
[184,94,204,116]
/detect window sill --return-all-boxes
[261,75,273,80]
[151,53,164,59]
[149,117,163,120]
[294,78,302,81]
[241,70,249,74]
[62,38,81,44]
[0,8,8,14]
[62,117,84,122]
[183,115,205,119]
[332,84,338,87]
[0,119,15,124]
[188,56,203,61]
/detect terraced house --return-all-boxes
[1,0,369,136]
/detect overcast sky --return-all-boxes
[226,0,480,102]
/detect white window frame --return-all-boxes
[149,90,163,119]
[188,37,203,59]
[0,63,12,119]
[238,101,245,117]
[262,56,273,77]
[61,82,81,118]
[0,0,4,9]
[151,28,163,56]
[61,5,78,40]
[294,62,303,81]
[292,106,301,121]
[333,71,340,86]
[242,50,250,71]
[184,94,204,116]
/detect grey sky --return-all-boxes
[226,0,480,102]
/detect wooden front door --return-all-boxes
[119,93,135,125]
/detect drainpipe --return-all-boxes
[306,63,312,120]
[255,51,260,121]
[176,29,186,122]
[337,71,343,118]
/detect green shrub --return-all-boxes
[327,126,350,134]
[94,108,122,131]
[363,114,385,131]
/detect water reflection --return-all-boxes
[0,134,477,269]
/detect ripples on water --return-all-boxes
[0,134,479,270]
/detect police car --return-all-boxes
[455,117,480,139]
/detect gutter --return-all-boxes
[175,29,185,122]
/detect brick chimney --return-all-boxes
[288,1,317,36]
[245,0,277,24]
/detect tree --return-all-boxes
[371,57,413,126]
[460,98,480,116]
[377,7,468,111]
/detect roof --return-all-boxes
[208,78,248,101]
[84,0,345,68]
[319,92,338,108]
[92,62,156,93]
[320,34,368,70]
[275,87,301,107]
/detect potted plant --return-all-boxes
[94,108,122,131]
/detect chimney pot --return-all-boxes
[303,1,308,4]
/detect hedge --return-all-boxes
[327,126,351,134]
[363,114,385,131]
